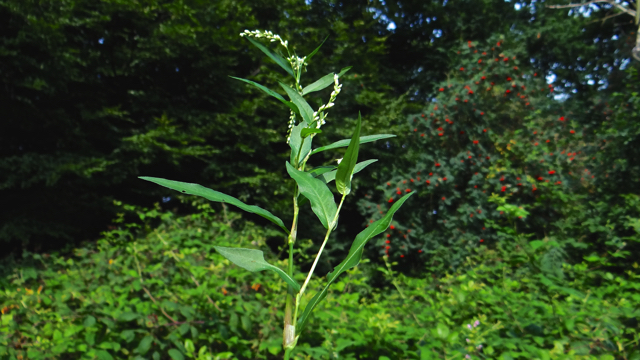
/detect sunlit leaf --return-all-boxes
[335,112,361,195]
[279,82,315,125]
[244,37,294,77]
[229,76,299,114]
[139,177,288,234]
[310,134,396,155]
[320,159,378,183]
[286,162,337,229]
[213,246,300,292]
[302,66,351,95]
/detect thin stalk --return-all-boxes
[288,193,347,352]
[298,193,347,297]
[283,187,300,349]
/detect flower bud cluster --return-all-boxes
[313,74,342,129]
[286,110,297,144]
[239,29,288,49]
[288,55,308,75]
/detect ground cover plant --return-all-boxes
[138,30,413,357]
[1,200,638,359]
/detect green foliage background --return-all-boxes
[1,0,639,358]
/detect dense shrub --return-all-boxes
[2,200,638,359]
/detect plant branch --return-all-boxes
[298,193,347,296]
[546,0,636,17]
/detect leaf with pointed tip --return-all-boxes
[299,166,336,210]
[335,113,361,195]
[305,36,329,61]
[244,37,294,77]
[308,166,337,177]
[213,246,300,292]
[229,76,299,115]
[301,128,322,138]
[279,82,315,126]
[285,162,337,229]
[296,192,414,334]
[289,124,312,166]
[302,67,352,96]
[139,177,289,234]
[310,134,396,155]
[320,160,378,183]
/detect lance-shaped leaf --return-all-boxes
[297,166,335,209]
[244,37,294,78]
[229,76,300,115]
[308,166,337,177]
[305,35,329,61]
[213,246,300,292]
[310,134,396,156]
[289,124,313,167]
[296,191,414,335]
[335,113,361,195]
[320,159,377,183]
[301,128,322,138]
[279,82,315,126]
[139,177,289,234]
[302,66,352,96]
[285,162,337,229]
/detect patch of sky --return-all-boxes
[367,5,396,31]
[176,67,179,72]
[162,196,171,203]
[98,38,104,44]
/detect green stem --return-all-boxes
[298,193,347,297]
[283,188,300,349]
[292,193,347,334]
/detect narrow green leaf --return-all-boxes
[139,177,289,234]
[279,82,315,125]
[302,66,352,95]
[213,246,300,292]
[296,191,413,334]
[310,134,396,155]
[308,166,337,177]
[289,124,313,166]
[301,128,322,138]
[285,162,337,229]
[305,35,329,61]
[321,159,377,183]
[335,113,361,195]
[244,37,294,77]
[289,123,303,166]
[229,76,300,114]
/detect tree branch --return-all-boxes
[546,0,636,17]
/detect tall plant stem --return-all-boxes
[297,193,347,297]
[283,189,300,349]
